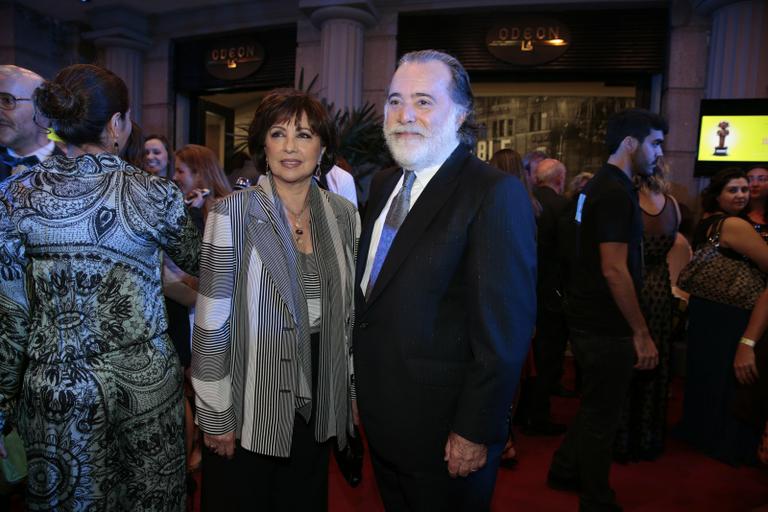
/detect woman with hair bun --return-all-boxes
[0,63,200,510]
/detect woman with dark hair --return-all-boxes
[144,134,173,178]
[122,120,146,168]
[0,64,200,510]
[692,167,750,248]
[675,167,768,465]
[191,89,359,511]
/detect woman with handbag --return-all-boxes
[675,168,768,465]
[191,89,359,511]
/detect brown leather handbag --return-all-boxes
[677,216,766,310]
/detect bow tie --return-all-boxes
[0,151,40,169]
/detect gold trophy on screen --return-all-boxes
[714,121,729,156]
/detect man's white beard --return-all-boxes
[384,110,461,171]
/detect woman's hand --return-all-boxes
[204,431,235,459]
[734,343,759,385]
[184,188,210,209]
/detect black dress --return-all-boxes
[614,194,677,462]
[674,214,760,466]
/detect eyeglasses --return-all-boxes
[0,92,33,111]
[748,175,768,183]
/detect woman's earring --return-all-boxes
[113,138,119,154]
[314,160,322,178]
[265,155,271,174]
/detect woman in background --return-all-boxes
[173,144,233,219]
[164,144,232,477]
[145,134,173,178]
[490,148,541,217]
[614,158,680,462]
[0,63,200,511]
[488,147,539,469]
[123,121,145,168]
[676,168,768,465]
[746,166,768,243]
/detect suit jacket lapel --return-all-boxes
[244,183,300,324]
[366,145,469,305]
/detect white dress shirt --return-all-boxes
[361,145,458,293]
[8,140,56,163]
[325,165,358,206]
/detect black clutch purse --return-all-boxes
[333,427,364,487]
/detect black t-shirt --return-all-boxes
[566,163,643,336]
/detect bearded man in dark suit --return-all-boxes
[353,50,537,512]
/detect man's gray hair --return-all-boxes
[397,50,477,146]
[534,158,566,186]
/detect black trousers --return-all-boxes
[549,330,635,511]
[529,306,570,425]
[369,442,502,512]
[201,333,329,512]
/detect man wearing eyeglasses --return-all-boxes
[0,65,61,181]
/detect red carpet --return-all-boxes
[328,365,768,512]
[9,359,768,511]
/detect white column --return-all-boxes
[661,0,711,207]
[100,43,148,123]
[698,0,768,98]
[305,3,377,112]
[84,8,151,123]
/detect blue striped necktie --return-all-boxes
[366,170,416,298]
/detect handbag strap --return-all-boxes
[707,214,728,248]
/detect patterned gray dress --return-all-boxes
[0,154,200,511]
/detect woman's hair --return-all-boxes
[144,134,173,177]
[701,167,747,214]
[121,121,145,168]
[489,148,542,217]
[175,144,232,199]
[247,89,337,175]
[34,64,129,146]
[636,156,670,194]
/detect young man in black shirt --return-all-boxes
[548,109,667,512]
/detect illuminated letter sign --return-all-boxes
[206,40,265,80]
[486,17,571,66]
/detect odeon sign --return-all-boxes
[486,17,571,66]
[205,41,265,80]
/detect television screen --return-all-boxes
[694,99,768,177]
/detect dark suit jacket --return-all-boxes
[0,144,65,182]
[353,145,537,471]
[533,186,569,312]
